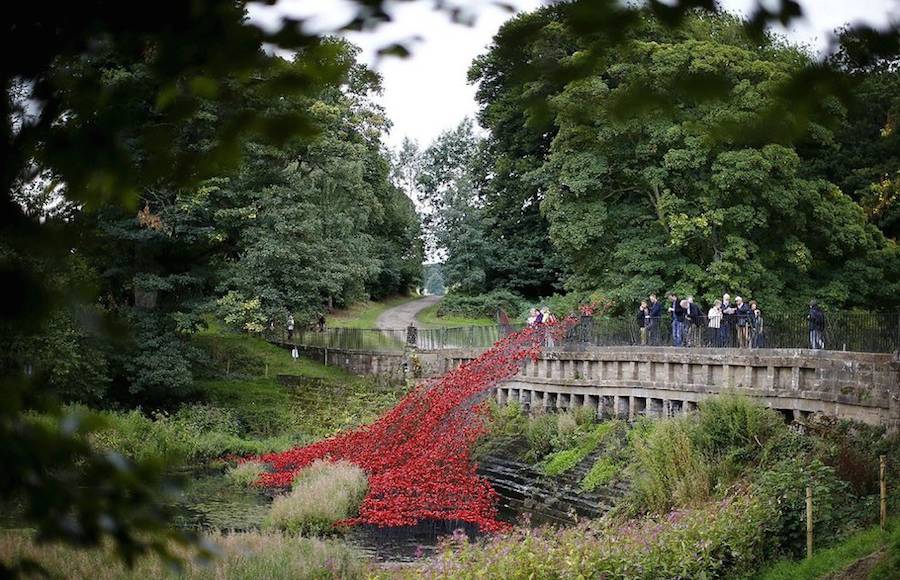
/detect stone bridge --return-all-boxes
[284,343,900,430]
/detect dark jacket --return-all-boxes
[688,302,703,326]
[672,300,686,323]
[808,306,826,331]
[736,303,751,326]
[721,301,736,325]
[648,301,662,319]
[637,308,647,328]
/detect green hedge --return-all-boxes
[438,290,529,320]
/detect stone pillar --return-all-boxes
[586,394,599,416]
[628,396,636,421]
[497,388,507,406]
[533,390,546,412]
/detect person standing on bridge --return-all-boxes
[668,293,686,347]
[750,301,765,348]
[721,294,736,347]
[735,296,751,348]
[687,296,703,347]
[808,300,826,350]
[647,294,662,345]
[287,314,295,341]
[637,300,649,345]
[708,300,723,347]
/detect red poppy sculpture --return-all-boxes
[255,319,572,531]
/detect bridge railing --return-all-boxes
[269,311,899,354]
[566,311,900,353]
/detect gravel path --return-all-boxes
[375,295,442,330]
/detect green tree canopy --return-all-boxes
[472,9,900,312]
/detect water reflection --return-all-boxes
[171,467,537,563]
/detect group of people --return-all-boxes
[637,293,827,350]
[526,307,557,326]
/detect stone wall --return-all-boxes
[444,347,900,430]
[279,341,900,429]
[276,343,451,381]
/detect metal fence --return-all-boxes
[567,312,900,353]
[269,311,900,354]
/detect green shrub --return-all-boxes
[571,404,597,427]
[226,461,266,487]
[694,393,787,481]
[523,412,559,463]
[543,422,618,477]
[753,458,858,557]
[438,290,528,320]
[628,417,711,513]
[581,456,620,491]
[421,494,774,579]
[265,460,368,535]
[553,413,579,447]
[83,404,299,463]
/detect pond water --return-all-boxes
[0,464,538,564]
[170,465,521,563]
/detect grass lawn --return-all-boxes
[327,295,420,329]
[414,302,495,328]
[192,324,401,440]
[758,518,898,580]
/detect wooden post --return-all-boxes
[881,455,887,531]
[806,485,814,559]
[226,358,231,375]
[264,363,269,378]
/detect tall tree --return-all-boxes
[474,9,900,312]
[418,120,495,293]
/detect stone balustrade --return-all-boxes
[443,347,900,430]
[280,342,899,429]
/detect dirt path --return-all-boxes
[375,295,442,330]
[822,548,887,580]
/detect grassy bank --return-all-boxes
[0,530,366,580]
[759,519,899,580]
[36,326,405,466]
[463,395,900,579]
[414,302,494,328]
[326,295,419,329]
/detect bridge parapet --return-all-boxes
[442,347,900,430]
[277,341,898,429]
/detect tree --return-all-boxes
[475,9,900,312]
[808,28,900,239]
[467,8,572,298]
[418,119,495,294]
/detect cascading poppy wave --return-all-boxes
[254,318,573,532]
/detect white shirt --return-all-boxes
[708,307,722,328]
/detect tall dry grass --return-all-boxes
[265,460,368,535]
[0,529,365,579]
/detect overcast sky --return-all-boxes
[250,0,900,149]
